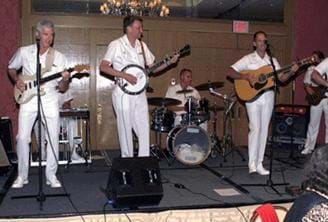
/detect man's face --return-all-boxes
[253,33,267,53]
[39,27,54,49]
[180,71,192,87]
[127,20,143,39]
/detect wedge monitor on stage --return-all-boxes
[106,156,163,208]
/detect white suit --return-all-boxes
[8,44,66,182]
[231,51,281,168]
[103,35,155,157]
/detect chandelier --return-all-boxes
[100,0,169,17]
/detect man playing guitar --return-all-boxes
[227,31,299,175]
[100,15,179,158]
[8,20,70,188]
[303,51,327,154]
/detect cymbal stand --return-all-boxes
[209,89,245,162]
[150,107,171,165]
[209,103,221,158]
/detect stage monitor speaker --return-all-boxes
[273,105,309,145]
[0,140,11,175]
[106,156,163,208]
[0,117,16,163]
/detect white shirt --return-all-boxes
[103,35,155,95]
[8,44,67,108]
[304,65,318,86]
[231,51,281,73]
[315,57,328,78]
[165,83,201,115]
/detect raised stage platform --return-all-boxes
[0,145,309,221]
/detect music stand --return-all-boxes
[241,46,289,196]
[12,40,69,210]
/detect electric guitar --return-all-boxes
[234,56,316,102]
[117,44,191,95]
[14,64,90,104]
[305,85,327,105]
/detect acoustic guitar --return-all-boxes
[234,56,315,102]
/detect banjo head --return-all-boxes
[120,64,148,95]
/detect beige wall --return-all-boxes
[21,0,295,150]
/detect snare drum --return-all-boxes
[151,107,175,132]
[166,125,211,165]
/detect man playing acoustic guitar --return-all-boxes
[227,31,299,175]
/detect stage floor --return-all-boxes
[0,145,309,219]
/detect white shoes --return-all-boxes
[249,162,270,175]
[249,162,257,174]
[46,176,62,188]
[12,177,29,188]
[301,148,313,155]
[256,164,270,175]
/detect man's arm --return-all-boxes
[8,68,25,92]
[58,71,70,92]
[150,53,179,74]
[100,60,137,85]
[312,70,328,87]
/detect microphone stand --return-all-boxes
[12,40,69,210]
[241,45,289,196]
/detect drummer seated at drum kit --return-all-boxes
[165,68,209,130]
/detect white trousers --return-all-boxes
[112,91,150,157]
[34,118,79,160]
[304,98,328,150]
[17,104,59,181]
[245,91,274,167]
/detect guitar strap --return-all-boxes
[139,40,148,68]
[41,47,55,76]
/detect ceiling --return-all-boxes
[32,0,284,22]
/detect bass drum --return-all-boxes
[166,125,211,165]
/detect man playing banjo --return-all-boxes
[100,15,179,158]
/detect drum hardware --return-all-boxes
[150,131,171,165]
[148,97,179,165]
[148,97,181,107]
[194,81,224,91]
[209,88,245,162]
[209,103,222,158]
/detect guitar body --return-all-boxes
[117,64,149,95]
[14,75,46,104]
[234,65,275,102]
[305,86,327,106]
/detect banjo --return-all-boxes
[117,44,191,95]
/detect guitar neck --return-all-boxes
[39,67,75,84]
[266,59,309,78]
[40,72,62,84]
[147,56,172,74]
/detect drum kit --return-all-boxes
[148,81,240,166]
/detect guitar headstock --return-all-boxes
[67,64,90,73]
[72,72,90,79]
[179,44,191,56]
[300,56,319,66]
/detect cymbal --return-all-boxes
[195,81,224,91]
[176,89,193,94]
[208,105,224,112]
[148,97,181,106]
